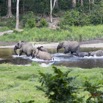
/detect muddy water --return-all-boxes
[0,48,103,68]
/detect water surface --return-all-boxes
[0,48,103,68]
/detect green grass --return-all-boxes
[0,25,103,42]
[0,64,103,103]
[0,27,10,32]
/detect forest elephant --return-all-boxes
[57,41,80,54]
[37,46,48,52]
[74,52,89,57]
[32,48,52,60]
[14,41,34,56]
[89,50,103,56]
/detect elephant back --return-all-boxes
[63,41,80,51]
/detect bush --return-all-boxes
[25,18,36,28]
[21,11,35,28]
[0,16,16,28]
[60,10,90,27]
[39,66,76,103]
[39,18,48,27]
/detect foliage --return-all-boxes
[0,26,9,32]
[84,79,103,103]
[21,11,35,28]
[89,2,103,25]
[25,18,36,28]
[39,18,48,27]
[39,66,76,103]
[60,10,90,27]
[0,17,16,28]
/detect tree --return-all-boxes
[50,0,57,22]
[81,0,83,7]
[7,0,12,18]
[15,0,20,30]
[72,0,76,8]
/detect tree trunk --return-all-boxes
[55,0,59,9]
[72,0,76,8]
[50,0,57,22]
[23,0,25,13]
[50,0,53,22]
[7,0,12,18]
[89,0,90,12]
[91,0,94,4]
[81,0,83,6]
[15,0,20,30]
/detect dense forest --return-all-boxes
[1,0,103,42]
[1,0,103,28]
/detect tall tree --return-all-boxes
[7,0,12,18]
[72,0,76,8]
[15,0,20,30]
[81,0,83,6]
[50,0,57,22]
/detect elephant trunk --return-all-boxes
[14,46,18,55]
[57,46,60,53]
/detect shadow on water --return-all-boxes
[1,48,103,68]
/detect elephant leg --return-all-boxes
[64,47,70,54]
[19,50,23,56]
[26,54,31,57]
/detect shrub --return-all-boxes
[21,11,35,27]
[39,18,48,27]
[39,66,76,103]
[60,10,90,27]
[25,18,36,28]
[84,80,103,103]
[0,16,16,28]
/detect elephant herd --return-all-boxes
[14,41,52,60]
[14,41,103,60]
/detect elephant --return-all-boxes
[89,50,103,56]
[74,52,89,57]
[14,41,34,56]
[32,48,52,60]
[57,41,80,54]
[37,46,48,52]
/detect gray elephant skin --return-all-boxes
[74,52,89,57]
[14,41,34,56]
[57,41,80,54]
[37,46,48,52]
[32,48,52,60]
[89,50,103,56]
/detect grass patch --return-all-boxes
[0,64,103,102]
[0,25,103,42]
[0,27,10,32]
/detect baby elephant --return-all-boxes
[89,50,103,56]
[32,48,52,60]
[74,52,89,57]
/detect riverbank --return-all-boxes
[0,39,103,49]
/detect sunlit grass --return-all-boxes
[0,25,103,42]
[0,64,103,102]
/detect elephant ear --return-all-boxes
[58,42,64,48]
[18,41,24,48]
[37,46,43,50]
